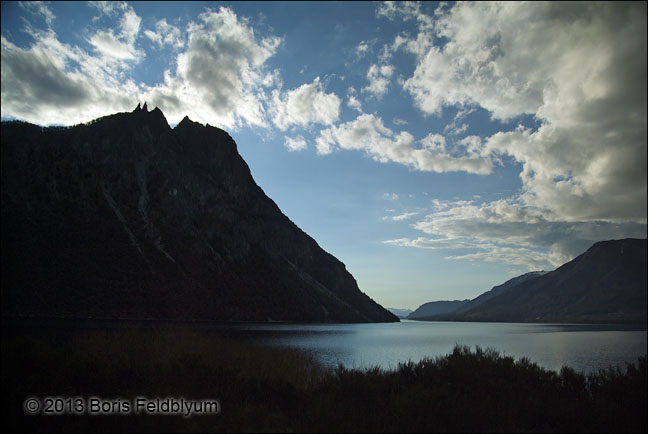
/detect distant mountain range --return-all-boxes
[386,308,413,319]
[1,105,397,323]
[409,239,647,323]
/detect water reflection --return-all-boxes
[219,320,647,374]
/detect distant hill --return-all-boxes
[387,308,414,319]
[450,271,548,315]
[1,105,397,323]
[419,239,647,323]
[407,300,470,319]
[409,272,546,321]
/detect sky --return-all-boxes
[1,1,646,310]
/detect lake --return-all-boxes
[220,320,647,374]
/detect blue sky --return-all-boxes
[2,1,646,310]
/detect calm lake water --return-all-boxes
[221,320,647,374]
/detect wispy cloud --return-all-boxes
[383,193,399,201]
[88,2,143,61]
[376,1,425,22]
[144,18,184,49]
[444,246,554,271]
[383,212,419,221]
[355,40,371,57]
[443,107,474,136]
[20,1,55,27]
[386,198,646,269]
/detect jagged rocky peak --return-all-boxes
[132,101,154,113]
[1,106,398,323]
[178,115,192,126]
[126,102,169,129]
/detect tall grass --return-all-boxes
[2,326,645,432]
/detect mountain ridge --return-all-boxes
[450,271,548,315]
[412,239,646,323]
[1,105,398,323]
[407,300,470,319]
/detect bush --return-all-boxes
[2,327,646,432]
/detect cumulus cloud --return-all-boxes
[316,113,408,156]
[316,114,492,174]
[284,135,307,152]
[2,6,282,130]
[400,2,544,118]
[2,2,646,277]
[362,63,394,99]
[270,77,341,130]
[1,29,137,125]
[347,95,362,112]
[379,2,647,268]
[395,2,647,223]
[151,7,282,128]
[1,3,145,125]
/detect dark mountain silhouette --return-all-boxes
[406,300,469,319]
[1,105,397,323]
[450,271,548,315]
[409,271,546,321]
[407,272,547,320]
[416,239,647,323]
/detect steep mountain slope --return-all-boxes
[1,105,397,323]
[407,272,546,321]
[443,239,647,323]
[407,300,469,319]
[450,271,548,315]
